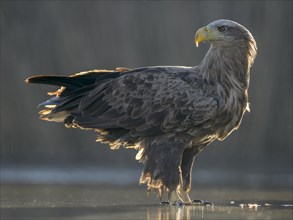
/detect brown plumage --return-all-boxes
[26,19,257,204]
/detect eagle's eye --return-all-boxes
[218,26,226,32]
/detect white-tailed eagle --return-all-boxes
[26,19,257,205]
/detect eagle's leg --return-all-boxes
[160,192,182,205]
[162,190,183,205]
[179,191,192,204]
[180,147,200,204]
[180,147,214,206]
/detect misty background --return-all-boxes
[1,1,292,188]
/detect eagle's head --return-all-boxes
[195,19,257,66]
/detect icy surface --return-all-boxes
[1,184,292,220]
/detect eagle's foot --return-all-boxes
[174,200,185,206]
[160,201,170,205]
[192,199,214,206]
[159,191,185,205]
[160,190,214,206]
[160,191,193,206]
[160,200,185,206]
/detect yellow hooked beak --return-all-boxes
[195,26,217,47]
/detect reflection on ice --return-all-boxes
[248,203,261,211]
[146,201,293,220]
[281,204,293,207]
[147,205,215,220]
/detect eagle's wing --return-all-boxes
[69,67,220,137]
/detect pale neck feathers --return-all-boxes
[199,38,257,91]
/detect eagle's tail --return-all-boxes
[25,75,95,90]
[25,70,119,124]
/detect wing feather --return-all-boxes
[72,67,220,137]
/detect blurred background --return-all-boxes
[1,1,292,189]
